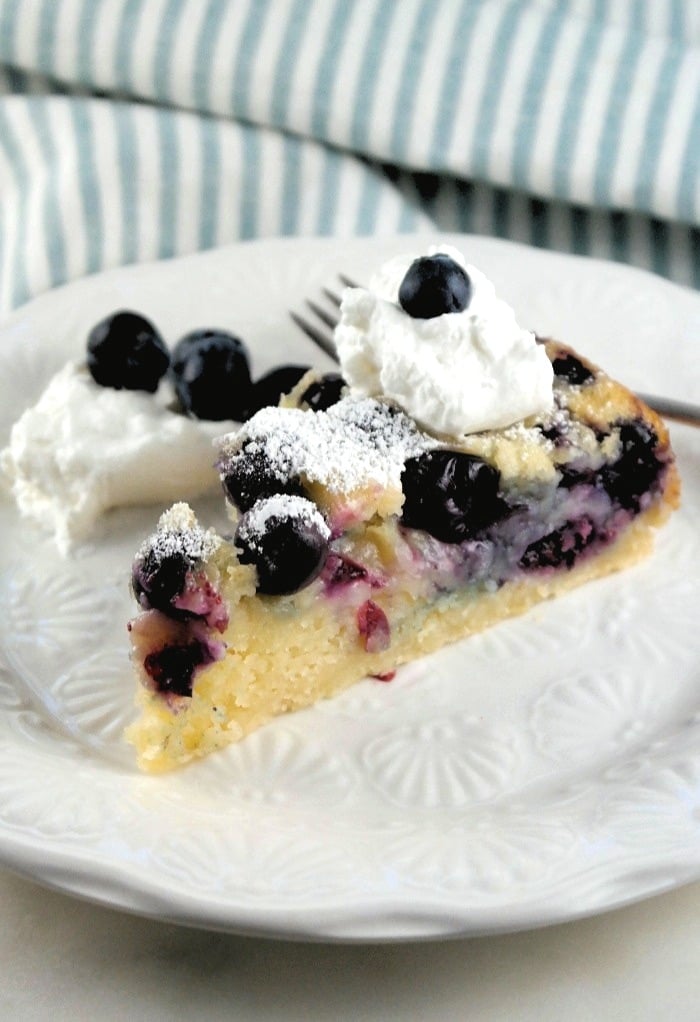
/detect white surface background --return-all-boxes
[2,868,699,1020]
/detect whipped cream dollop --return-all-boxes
[0,362,232,554]
[334,245,553,437]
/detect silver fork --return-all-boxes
[289,275,355,365]
[291,278,700,427]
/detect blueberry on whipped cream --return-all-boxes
[87,310,170,392]
[0,309,249,553]
[335,244,554,437]
[171,329,253,421]
[398,253,472,318]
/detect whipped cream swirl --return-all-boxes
[334,245,553,437]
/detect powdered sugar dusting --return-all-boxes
[500,420,553,448]
[217,396,434,493]
[238,495,330,549]
[137,502,221,565]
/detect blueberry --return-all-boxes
[557,464,592,489]
[398,254,472,319]
[171,329,252,420]
[300,372,346,411]
[86,310,169,392]
[323,552,369,588]
[357,599,390,653]
[401,450,503,543]
[539,423,567,445]
[552,352,595,386]
[221,443,306,512]
[246,364,311,417]
[599,420,660,510]
[143,640,208,697]
[519,517,597,570]
[132,547,190,615]
[235,504,329,595]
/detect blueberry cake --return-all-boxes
[126,251,680,771]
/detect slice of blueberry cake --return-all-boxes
[126,248,680,771]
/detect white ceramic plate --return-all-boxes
[0,235,699,942]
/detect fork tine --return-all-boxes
[289,310,340,363]
[289,274,365,363]
[321,287,343,309]
[306,298,338,332]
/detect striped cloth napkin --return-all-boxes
[0,0,698,319]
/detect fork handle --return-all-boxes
[638,393,700,426]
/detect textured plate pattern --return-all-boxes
[0,234,698,941]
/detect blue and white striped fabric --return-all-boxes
[0,0,698,319]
